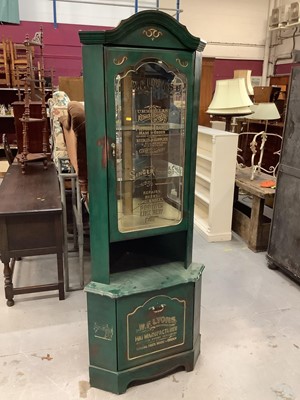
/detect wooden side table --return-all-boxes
[232,167,276,252]
[0,162,65,306]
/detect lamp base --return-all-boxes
[225,116,232,132]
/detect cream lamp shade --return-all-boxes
[246,102,280,121]
[207,106,253,115]
[207,78,254,131]
[207,78,253,116]
[234,70,254,96]
[246,102,280,132]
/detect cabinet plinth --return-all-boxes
[86,263,204,394]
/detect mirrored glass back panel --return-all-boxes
[115,59,187,233]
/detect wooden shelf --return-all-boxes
[196,171,211,183]
[195,188,210,205]
[19,117,46,123]
[197,150,212,162]
[194,126,238,242]
[16,152,47,162]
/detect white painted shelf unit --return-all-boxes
[194,125,238,241]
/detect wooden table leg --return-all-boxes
[248,195,265,251]
[57,252,65,300]
[2,256,15,307]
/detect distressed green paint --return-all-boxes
[80,13,205,282]
[89,348,197,394]
[80,10,206,394]
[82,44,110,284]
[87,293,118,370]
[85,262,205,298]
[79,10,206,52]
[85,262,204,393]
[193,273,203,350]
[186,51,202,268]
[117,284,194,370]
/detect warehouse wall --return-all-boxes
[3,0,299,81]
[269,0,300,74]
[178,0,269,60]
[18,0,131,27]
[18,0,270,60]
[1,21,111,83]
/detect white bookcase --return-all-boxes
[194,125,238,241]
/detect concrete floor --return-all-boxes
[0,228,300,400]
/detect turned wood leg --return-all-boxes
[248,195,264,251]
[57,252,65,300]
[3,258,14,307]
[21,162,26,174]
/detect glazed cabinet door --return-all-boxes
[105,47,195,241]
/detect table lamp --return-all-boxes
[246,102,280,131]
[207,78,253,131]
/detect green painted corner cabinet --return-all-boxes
[79,10,206,394]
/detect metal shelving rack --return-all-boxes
[51,0,182,28]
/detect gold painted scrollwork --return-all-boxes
[142,28,163,40]
[113,56,128,66]
[176,58,189,68]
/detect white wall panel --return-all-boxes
[19,0,133,25]
[18,0,298,61]
[177,0,269,60]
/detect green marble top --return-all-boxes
[85,262,204,298]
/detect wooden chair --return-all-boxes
[0,38,11,87]
[9,40,32,87]
[48,92,88,290]
[59,101,88,290]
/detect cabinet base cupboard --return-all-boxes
[86,263,204,394]
[79,11,206,394]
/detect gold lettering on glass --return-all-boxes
[114,59,187,232]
